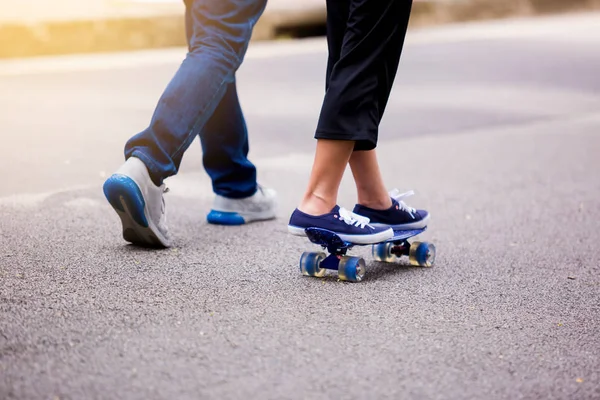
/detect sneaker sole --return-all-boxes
[103,174,171,248]
[207,209,276,225]
[288,225,394,245]
[371,213,431,231]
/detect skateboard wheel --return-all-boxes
[372,242,396,263]
[299,251,327,278]
[409,242,436,267]
[338,256,366,282]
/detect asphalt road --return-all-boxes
[1,12,600,400]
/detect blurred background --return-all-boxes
[0,0,599,57]
[1,1,599,399]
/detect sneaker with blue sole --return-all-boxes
[352,189,430,231]
[103,157,172,247]
[207,185,277,225]
[288,205,393,245]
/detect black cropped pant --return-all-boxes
[315,0,413,151]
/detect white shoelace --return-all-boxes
[339,207,371,229]
[389,189,417,218]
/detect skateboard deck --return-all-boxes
[299,227,436,282]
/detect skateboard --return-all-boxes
[299,227,436,282]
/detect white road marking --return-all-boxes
[0,184,96,207]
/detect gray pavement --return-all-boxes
[1,13,600,400]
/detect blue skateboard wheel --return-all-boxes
[409,242,436,267]
[372,242,396,263]
[299,252,327,278]
[338,256,366,282]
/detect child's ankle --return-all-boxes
[357,197,392,211]
[299,193,335,216]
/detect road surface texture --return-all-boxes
[1,12,599,400]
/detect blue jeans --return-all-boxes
[124,0,267,199]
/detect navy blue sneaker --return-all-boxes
[353,189,430,230]
[288,205,393,244]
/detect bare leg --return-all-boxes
[349,149,392,210]
[298,139,355,215]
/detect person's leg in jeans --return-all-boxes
[183,0,256,201]
[288,0,429,244]
[103,0,275,248]
[200,83,256,199]
[200,81,277,226]
[184,1,275,225]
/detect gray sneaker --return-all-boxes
[207,185,277,225]
[103,157,172,247]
